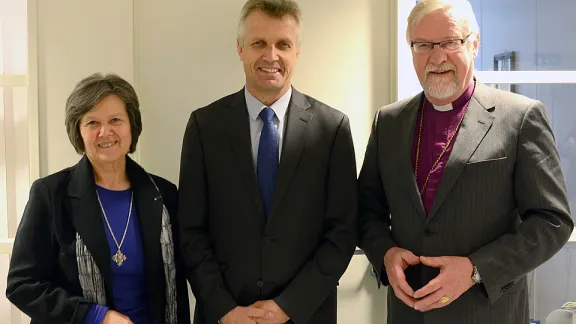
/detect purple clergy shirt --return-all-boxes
[411,81,476,215]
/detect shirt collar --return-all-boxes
[245,86,292,122]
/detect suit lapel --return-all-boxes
[268,89,311,220]
[397,95,427,219]
[426,83,495,221]
[126,157,165,309]
[67,156,113,288]
[225,88,311,222]
[226,89,266,220]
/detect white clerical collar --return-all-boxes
[432,103,453,111]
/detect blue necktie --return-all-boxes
[257,107,279,217]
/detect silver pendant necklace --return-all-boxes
[96,190,133,267]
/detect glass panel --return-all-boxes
[0,0,29,74]
[470,0,576,71]
[486,83,576,322]
[534,245,575,322]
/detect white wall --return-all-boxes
[28,1,395,323]
[37,0,135,175]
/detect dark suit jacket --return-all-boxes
[6,155,191,324]
[358,82,573,324]
[177,87,357,324]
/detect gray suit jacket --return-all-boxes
[358,81,573,324]
[178,88,357,324]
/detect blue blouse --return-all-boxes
[84,186,150,324]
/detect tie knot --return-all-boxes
[259,107,275,123]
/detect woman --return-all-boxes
[6,73,191,324]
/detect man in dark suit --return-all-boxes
[177,1,357,323]
[358,0,573,323]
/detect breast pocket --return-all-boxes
[466,156,507,165]
[461,156,512,190]
[464,156,509,171]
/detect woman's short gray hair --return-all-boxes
[237,0,303,45]
[64,73,142,154]
[406,0,479,44]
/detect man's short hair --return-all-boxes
[237,0,303,45]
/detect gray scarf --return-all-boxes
[75,176,177,323]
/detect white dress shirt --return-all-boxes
[244,86,292,169]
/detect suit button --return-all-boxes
[263,236,272,244]
[256,280,264,288]
[424,230,433,237]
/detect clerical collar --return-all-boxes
[432,103,453,111]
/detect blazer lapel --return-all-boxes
[426,83,495,221]
[67,156,113,288]
[397,95,427,219]
[226,89,266,220]
[126,157,165,311]
[268,88,311,220]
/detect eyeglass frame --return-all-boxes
[410,33,473,53]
